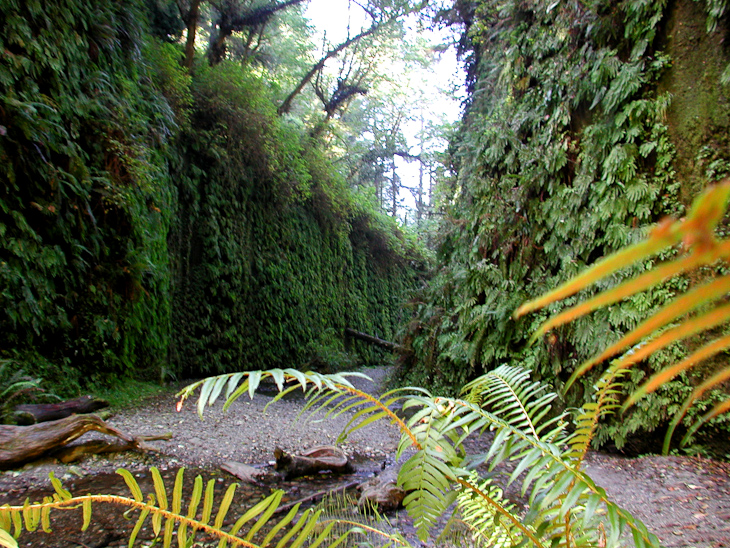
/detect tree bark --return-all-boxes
[180,0,201,69]
[53,433,170,464]
[0,415,154,470]
[344,328,404,352]
[13,395,109,425]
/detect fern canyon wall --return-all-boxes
[0,0,420,393]
[400,0,730,449]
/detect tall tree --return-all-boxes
[176,0,202,68]
[277,0,427,115]
[207,0,306,65]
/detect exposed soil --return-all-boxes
[1,366,730,547]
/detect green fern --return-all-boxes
[0,365,644,548]
[179,365,661,547]
[516,179,730,452]
[0,467,372,548]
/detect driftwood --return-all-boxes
[274,446,353,480]
[0,414,156,469]
[344,328,404,353]
[14,395,109,425]
[53,433,171,464]
[221,461,268,486]
[357,464,405,511]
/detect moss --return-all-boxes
[659,0,730,200]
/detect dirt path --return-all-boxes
[1,367,730,547]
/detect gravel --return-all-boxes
[0,366,402,490]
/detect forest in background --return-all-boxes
[2,0,730,454]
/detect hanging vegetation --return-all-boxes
[400,0,730,451]
[0,0,423,396]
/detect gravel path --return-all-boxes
[0,366,402,490]
[111,366,401,467]
[2,366,730,548]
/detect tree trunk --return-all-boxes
[182,0,201,69]
[53,433,170,464]
[344,328,404,352]
[13,395,109,425]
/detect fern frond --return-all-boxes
[462,365,561,440]
[664,366,730,452]
[426,391,661,547]
[396,395,463,540]
[0,528,17,548]
[1,469,412,548]
[568,293,730,389]
[565,365,629,465]
[314,492,414,548]
[178,370,425,450]
[517,179,730,451]
[680,398,730,449]
[454,472,537,548]
[626,332,730,409]
[516,179,730,322]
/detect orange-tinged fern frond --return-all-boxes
[517,180,730,320]
[564,276,730,389]
[529,246,730,342]
[682,179,730,242]
[513,221,683,320]
[567,300,730,390]
[517,179,730,453]
[625,333,730,410]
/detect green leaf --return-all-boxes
[0,528,17,548]
[117,469,143,502]
[81,498,92,531]
[214,483,238,529]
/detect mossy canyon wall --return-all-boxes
[0,1,419,393]
[400,0,730,450]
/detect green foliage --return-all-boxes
[0,363,666,548]
[0,0,421,391]
[304,328,359,373]
[167,59,421,375]
[176,365,660,547]
[517,180,730,453]
[0,359,59,423]
[0,0,175,392]
[401,0,730,449]
[0,467,361,548]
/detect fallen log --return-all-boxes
[344,328,404,353]
[357,464,404,511]
[53,433,171,464]
[221,461,268,486]
[0,414,155,469]
[274,446,353,480]
[14,395,109,425]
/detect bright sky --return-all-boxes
[304,0,465,219]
